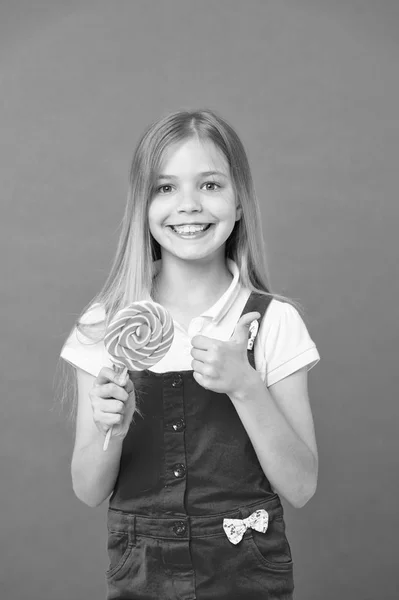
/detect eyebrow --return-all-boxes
[156,170,228,181]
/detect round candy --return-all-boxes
[104,300,174,371]
[102,301,174,451]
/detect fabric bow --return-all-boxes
[223,509,269,545]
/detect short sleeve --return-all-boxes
[257,299,320,387]
[60,304,113,377]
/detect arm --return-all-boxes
[229,366,318,509]
[71,368,124,507]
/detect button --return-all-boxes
[172,418,185,432]
[172,374,183,388]
[172,521,187,536]
[173,463,186,478]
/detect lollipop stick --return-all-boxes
[103,364,128,451]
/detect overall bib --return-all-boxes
[106,292,294,600]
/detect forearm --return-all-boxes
[229,372,318,508]
[71,431,123,507]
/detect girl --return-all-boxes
[60,108,320,600]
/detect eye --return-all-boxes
[157,184,173,194]
[201,181,221,191]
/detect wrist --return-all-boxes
[229,368,263,403]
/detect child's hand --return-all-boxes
[190,312,261,396]
[90,367,136,438]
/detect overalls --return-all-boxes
[106,292,294,600]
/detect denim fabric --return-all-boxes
[105,292,294,599]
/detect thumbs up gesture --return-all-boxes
[190,311,261,396]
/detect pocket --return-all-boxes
[106,530,135,579]
[247,514,293,572]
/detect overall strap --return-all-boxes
[239,291,273,370]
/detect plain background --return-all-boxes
[1,1,398,599]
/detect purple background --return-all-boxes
[1,1,398,598]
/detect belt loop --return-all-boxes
[120,511,136,543]
[130,514,136,543]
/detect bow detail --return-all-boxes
[223,509,269,545]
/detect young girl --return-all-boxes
[60,108,320,600]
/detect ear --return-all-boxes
[235,203,242,221]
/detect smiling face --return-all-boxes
[148,137,242,265]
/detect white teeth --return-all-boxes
[172,224,209,234]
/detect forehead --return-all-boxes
[159,138,229,175]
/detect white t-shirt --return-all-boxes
[60,260,320,387]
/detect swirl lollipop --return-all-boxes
[102,300,174,450]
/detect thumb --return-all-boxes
[231,312,261,346]
[115,366,129,386]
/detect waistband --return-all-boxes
[107,494,283,541]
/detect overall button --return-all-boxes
[172,521,187,536]
[171,374,183,388]
[172,418,185,432]
[173,463,186,478]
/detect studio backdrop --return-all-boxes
[1,2,398,599]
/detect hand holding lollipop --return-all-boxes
[103,300,174,450]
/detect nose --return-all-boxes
[177,188,202,213]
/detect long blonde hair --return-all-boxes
[56,108,304,418]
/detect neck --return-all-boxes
[152,254,233,310]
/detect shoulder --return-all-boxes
[264,296,299,318]
[60,303,112,377]
[79,302,106,326]
[255,298,320,387]
[262,298,305,334]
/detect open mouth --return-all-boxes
[168,223,213,236]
